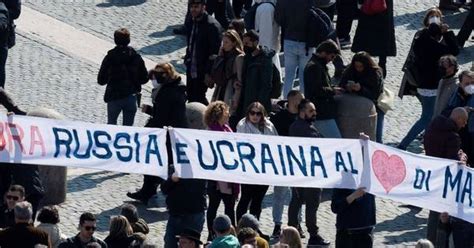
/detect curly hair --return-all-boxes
[204,101,229,127]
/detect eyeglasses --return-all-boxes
[5,195,19,201]
[83,226,96,231]
[249,111,263,117]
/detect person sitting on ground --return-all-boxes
[0,201,51,248]
[237,213,270,247]
[120,204,149,235]
[58,212,107,248]
[36,205,67,248]
[177,228,204,248]
[0,185,25,229]
[237,228,258,247]
[208,214,240,248]
[104,215,145,248]
[278,226,302,248]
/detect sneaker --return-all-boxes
[126,191,148,205]
[339,38,352,48]
[271,224,282,238]
[308,234,331,246]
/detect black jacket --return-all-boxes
[0,223,50,248]
[352,0,396,57]
[58,234,107,248]
[424,115,461,160]
[0,0,20,48]
[304,55,336,120]
[184,12,222,77]
[331,189,376,230]
[145,77,188,129]
[289,118,323,138]
[0,206,14,229]
[97,46,148,102]
[270,109,298,137]
[239,46,275,117]
[160,178,207,215]
[275,0,316,42]
[339,67,383,103]
[413,29,459,90]
[104,234,143,248]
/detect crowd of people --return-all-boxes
[0,0,472,247]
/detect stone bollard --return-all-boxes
[335,94,377,141]
[186,102,207,130]
[27,108,67,205]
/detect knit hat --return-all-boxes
[213,214,232,233]
[238,213,260,231]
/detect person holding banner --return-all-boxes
[424,107,469,247]
[127,62,188,205]
[269,90,303,238]
[287,99,330,246]
[235,102,277,222]
[204,101,239,241]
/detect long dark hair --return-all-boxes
[349,52,381,75]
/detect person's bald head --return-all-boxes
[450,107,469,129]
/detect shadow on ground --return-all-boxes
[67,171,127,193]
[97,0,147,8]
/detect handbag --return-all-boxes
[377,87,395,113]
[361,0,387,15]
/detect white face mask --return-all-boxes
[428,16,441,25]
[464,85,474,95]
[151,79,159,88]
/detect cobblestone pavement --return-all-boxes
[3,0,473,246]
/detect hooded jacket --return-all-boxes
[97,46,148,102]
[239,46,275,117]
[424,115,461,160]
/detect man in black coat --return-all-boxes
[0,185,24,229]
[0,0,20,88]
[184,0,222,105]
[424,107,468,247]
[288,99,330,246]
[304,40,343,138]
[161,166,206,248]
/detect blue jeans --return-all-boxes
[273,186,302,225]
[376,107,385,143]
[314,119,342,138]
[164,212,205,248]
[107,94,137,126]
[283,40,314,98]
[399,95,436,150]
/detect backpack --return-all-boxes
[270,64,282,99]
[244,2,275,31]
[305,7,336,48]
[361,0,387,15]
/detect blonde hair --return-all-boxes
[223,29,244,54]
[280,226,302,248]
[153,62,180,81]
[108,215,133,239]
[423,7,443,27]
[204,101,229,127]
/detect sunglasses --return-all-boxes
[5,195,19,201]
[84,226,96,231]
[249,111,263,116]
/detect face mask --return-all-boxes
[428,16,441,25]
[464,85,474,95]
[244,45,256,55]
[151,79,159,88]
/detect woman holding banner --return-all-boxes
[235,102,277,223]
[204,101,239,241]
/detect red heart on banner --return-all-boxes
[372,150,407,193]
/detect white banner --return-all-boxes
[0,115,168,179]
[169,128,364,189]
[365,141,474,223]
